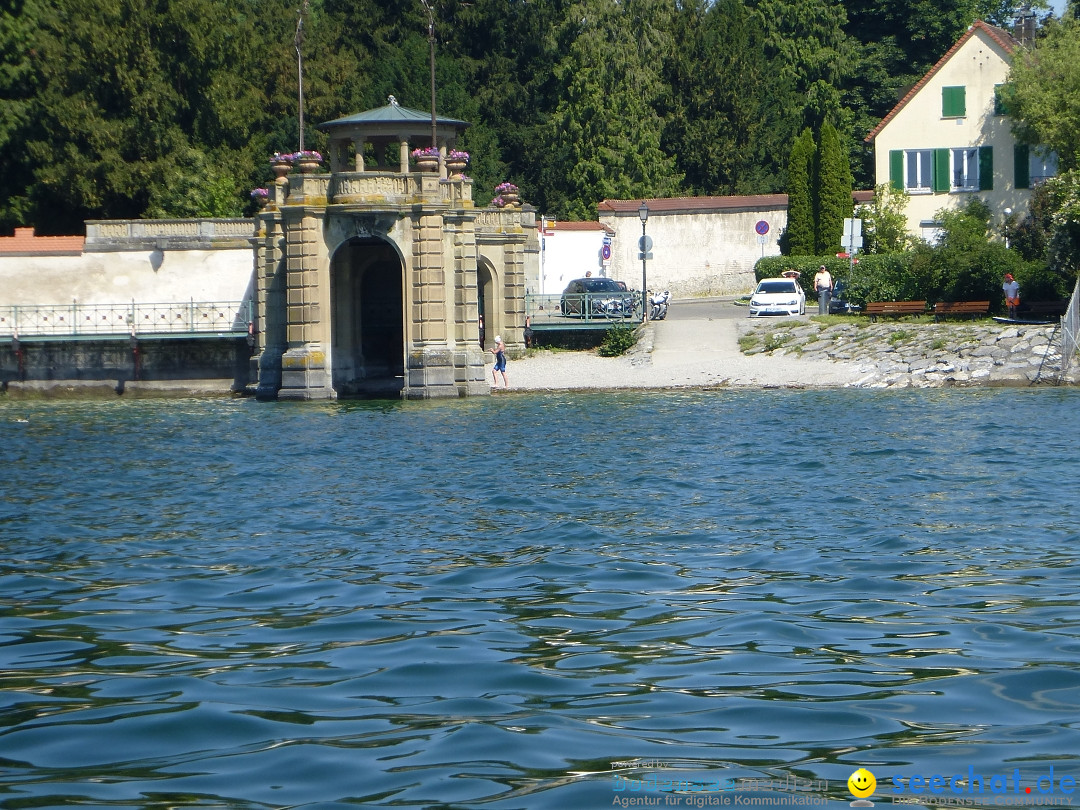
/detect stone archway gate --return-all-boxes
[252,100,534,400]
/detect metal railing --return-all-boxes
[526,292,643,327]
[0,300,253,339]
[1062,275,1080,375]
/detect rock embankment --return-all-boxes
[736,318,1076,388]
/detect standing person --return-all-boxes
[491,335,508,388]
[1003,273,1020,319]
[478,315,485,348]
[814,265,833,315]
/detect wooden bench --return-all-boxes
[865,301,927,322]
[1022,300,1067,317]
[933,300,990,321]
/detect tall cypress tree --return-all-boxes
[786,128,816,255]
[815,121,853,254]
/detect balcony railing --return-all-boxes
[0,300,253,339]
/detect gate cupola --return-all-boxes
[318,95,469,178]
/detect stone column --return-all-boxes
[399,139,409,174]
[278,211,333,400]
[450,213,488,395]
[255,215,288,399]
[354,139,366,172]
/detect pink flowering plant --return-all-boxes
[271,152,295,165]
[292,150,323,162]
[448,149,470,162]
[495,182,518,193]
[250,188,269,199]
[411,146,440,159]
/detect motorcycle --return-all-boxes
[649,290,670,320]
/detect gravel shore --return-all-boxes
[497,313,1074,392]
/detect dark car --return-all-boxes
[829,280,862,315]
[560,277,636,318]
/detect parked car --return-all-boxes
[828,280,861,315]
[748,278,806,317]
[560,277,636,318]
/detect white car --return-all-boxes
[749,278,806,317]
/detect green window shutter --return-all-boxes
[933,148,951,192]
[889,150,904,191]
[979,146,993,190]
[994,84,1009,115]
[942,86,966,117]
[1014,144,1030,189]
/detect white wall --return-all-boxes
[537,226,613,295]
[600,200,788,298]
[0,249,255,307]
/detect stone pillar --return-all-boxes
[278,211,333,400]
[399,139,409,174]
[255,215,288,399]
[502,240,528,356]
[354,139,366,172]
[450,213,488,395]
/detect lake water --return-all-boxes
[3,389,1080,809]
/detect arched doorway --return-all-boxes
[330,237,405,397]
[477,259,496,350]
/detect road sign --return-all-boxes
[755,220,770,236]
[638,252,653,261]
[601,243,612,261]
[842,218,863,250]
[638,235,653,252]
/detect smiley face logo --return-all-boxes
[848,768,877,798]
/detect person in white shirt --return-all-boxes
[814,265,833,315]
[1002,273,1020,319]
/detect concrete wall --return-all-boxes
[1,337,252,390]
[599,197,788,298]
[0,220,256,307]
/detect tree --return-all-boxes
[543,0,683,219]
[859,184,912,254]
[785,128,816,254]
[1009,18,1080,171]
[814,121,853,253]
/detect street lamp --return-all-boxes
[1004,207,1012,249]
[638,202,649,321]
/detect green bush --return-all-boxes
[598,324,638,357]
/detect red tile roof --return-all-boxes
[865,20,1018,143]
[0,227,85,256]
[599,191,873,214]
[599,194,789,215]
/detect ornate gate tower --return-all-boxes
[253,97,533,400]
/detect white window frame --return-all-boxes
[952,147,978,191]
[1030,148,1058,184]
[905,150,933,193]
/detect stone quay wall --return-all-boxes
[736,318,1075,387]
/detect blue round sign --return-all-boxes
[755,220,770,236]
[601,244,612,260]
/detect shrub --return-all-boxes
[598,324,638,356]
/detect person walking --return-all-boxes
[1003,273,1020,319]
[814,265,833,315]
[491,335,508,388]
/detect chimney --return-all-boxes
[1014,3,1037,47]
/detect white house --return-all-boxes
[534,219,616,296]
[866,19,1057,242]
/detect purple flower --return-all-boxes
[250,188,269,199]
[411,146,440,159]
[495,182,518,193]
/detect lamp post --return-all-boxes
[420,0,438,149]
[638,201,649,322]
[1004,207,1012,249]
